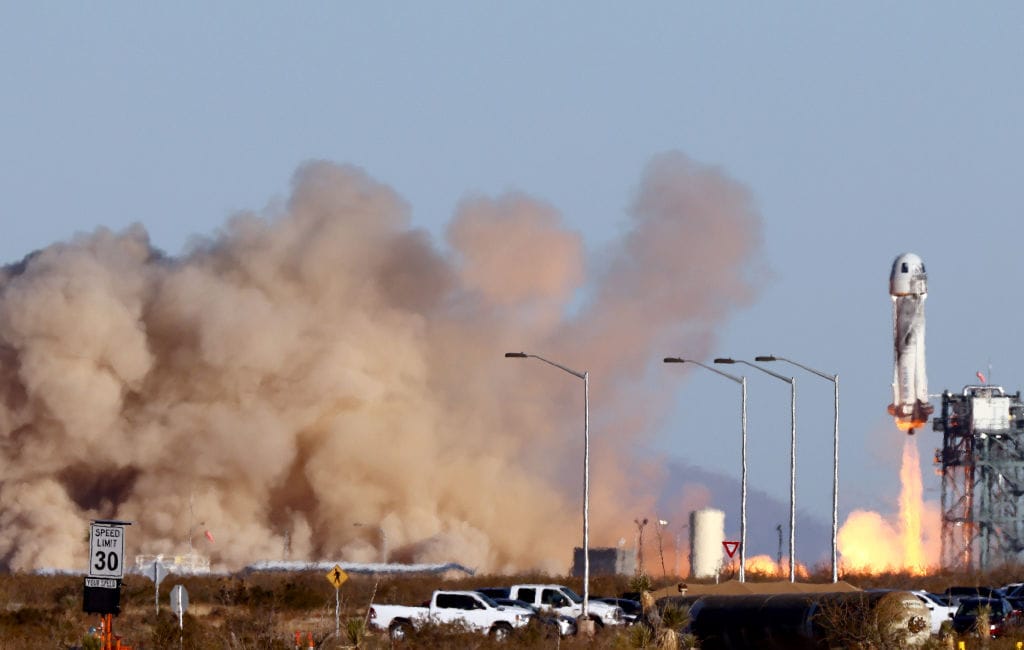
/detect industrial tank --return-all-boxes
[689,508,725,579]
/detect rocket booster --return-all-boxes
[887,253,933,434]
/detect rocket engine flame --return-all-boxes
[0,155,764,572]
[838,435,938,575]
[899,438,926,573]
[894,419,926,434]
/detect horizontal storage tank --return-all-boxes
[667,590,930,650]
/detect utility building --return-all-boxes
[933,385,1024,570]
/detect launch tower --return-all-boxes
[933,385,1024,570]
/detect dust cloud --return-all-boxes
[0,153,763,572]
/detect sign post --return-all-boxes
[140,557,170,614]
[89,521,126,580]
[722,540,740,559]
[83,519,132,650]
[326,564,349,640]
[170,584,189,650]
[170,584,189,629]
[84,520,131,615]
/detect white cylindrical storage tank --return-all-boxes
[689,508,725,579]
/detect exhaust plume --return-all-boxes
[0,154,763,572]
[837,435,939,574]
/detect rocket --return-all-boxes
[888,253,933,434]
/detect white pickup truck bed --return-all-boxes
[369,590,532,640]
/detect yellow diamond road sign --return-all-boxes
[326,564,348,589]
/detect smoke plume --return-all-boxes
[0,153,763,572]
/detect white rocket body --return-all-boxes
[888,253,933,433]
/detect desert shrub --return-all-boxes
[218,606,291,649]
[629,573,653,593]
[660,602,690,631]
[278,579,326,610]
[815,592,921,650]
[345,617,366,646]
[628,622,653,647]
[976,602,991,641]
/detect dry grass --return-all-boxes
[5,567,1024,648]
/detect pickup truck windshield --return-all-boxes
[477,593,500,608]
[561,588,583,604]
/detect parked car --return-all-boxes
[476,587,511,600]
[368,590,533,641]
[999,581,1024,597]
[487,596,576,637]
[909,590,956,635]
[505,584,624,627]
[594,597,642,624]
[1003,583,1024,600]
[944,586,1005,607]
[950,596,1023,638]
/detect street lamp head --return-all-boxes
[504,352,528,358]
[663,357,686,363]
[713,358,736,364]
[755,355,777,362]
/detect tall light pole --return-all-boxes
[505,351,592,628]
[663,357,748,582]
[656,518,669,578]
[715,357,797,582]
[756,354,839,583]
[634,517,648,576]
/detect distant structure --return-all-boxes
[134,552,210,575]
[689,508,725,579]
[933,384,1024,570]
[571,546,636,577]
[245,560,474,579]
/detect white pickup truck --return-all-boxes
[506,584,624,628]
[368,590,533,641]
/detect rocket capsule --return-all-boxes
[888,253,933,434]
[890,252,927,297]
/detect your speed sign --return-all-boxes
[89,521,127,579]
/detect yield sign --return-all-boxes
[722,540,740,558]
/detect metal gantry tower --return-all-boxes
[933,385,1024,570]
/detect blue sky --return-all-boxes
[3,3,1023,564]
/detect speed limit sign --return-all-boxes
[89,521,128,579]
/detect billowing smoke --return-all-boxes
[0,152,763,573]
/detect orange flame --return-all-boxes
[743,554,808,579]
[899,439,925,573]
[838,435,937,575]
[895,418,926,432]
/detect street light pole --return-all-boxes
[505,352,592,629]
[716,358,797,582]
[756,354,840,583]
[656,518,670,578]
[663,357,747,582]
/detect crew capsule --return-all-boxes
[890,253,927,297]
